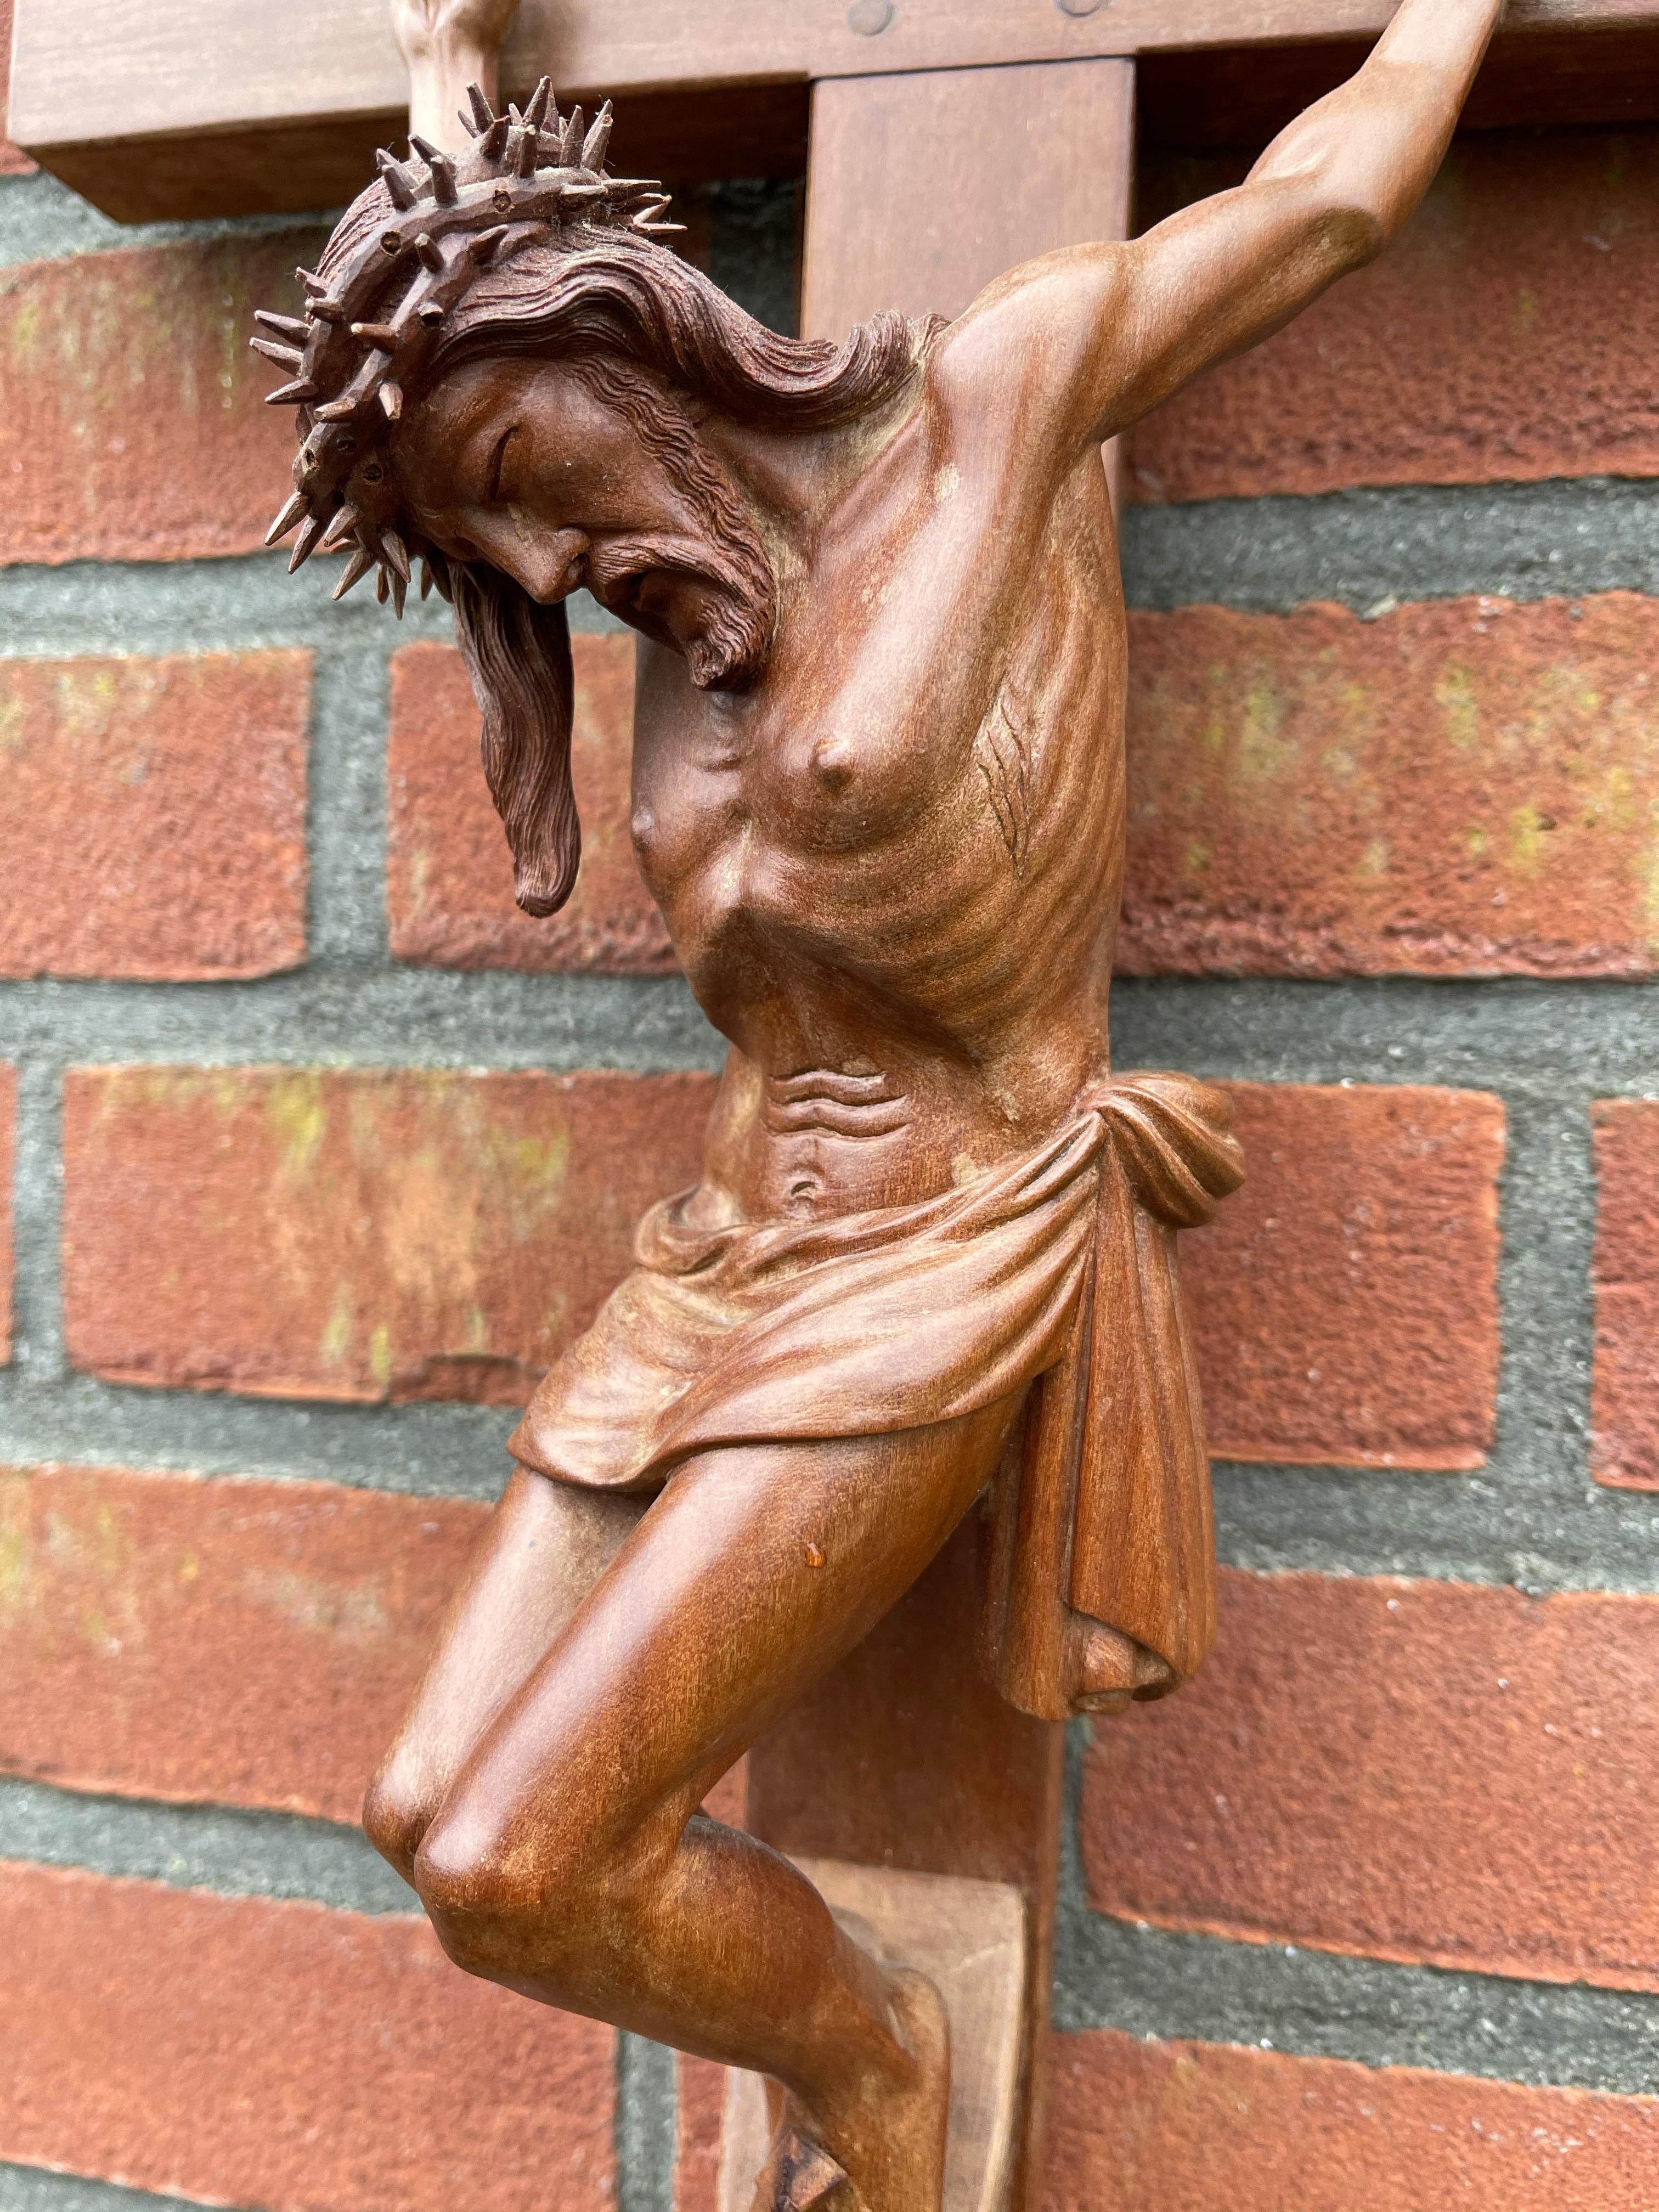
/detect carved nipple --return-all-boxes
[812,736,855,788]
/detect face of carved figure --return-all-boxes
[392,355,775,689]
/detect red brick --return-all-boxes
[62,1065,715,1403]
[0,0,35,174]
[0,1463,487,1821]
[1130,129,1659,503]
[0,652,309,980]
[1187,1084,1503,1470]
[0,1860,613,2212]
[1043,2032,1659,2211]
[388,636,673,973]
[1084,1569,1659,1993]
[1121,596,1659,979]
[0,1064,12,1363]
[1591,1100,1659,1488]
[0,232,329,566]
[675,2056,726,2212]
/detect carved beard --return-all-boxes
[567,356,777,691]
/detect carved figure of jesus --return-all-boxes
[255,5,1501,2202]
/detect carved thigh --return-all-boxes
[420,1394,1023,1880]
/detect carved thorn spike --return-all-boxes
[351,321,403,351]
[390,567,408,619]
[506,125,534,176]
[379,381,404,424]
[287,514,324,573]
[640,221,688,238]
[295,265,326,294]
[466,82,495,132]
[376,148,417,210]
[250,336,306,373]
[416,299,445,325]
[558,107,584,163]
[478,116,509,161]
[414,232,444,273]
[469,224,510,264]
[315,396,358,422]
[428,551,454,602]
[333,546,375,600]
[558,182,606,210]
[381,527,411,582]
[419,557,435,601]
[307,297,346,324]
[318,503,360,553]
[264,377,318,407]
[410,137,458,204]
[376,564,391,605]
[255,309,310,343]
[506,101,522,126]
[582,101,613,167]
[263,491,308,546]
[522,77,552,131]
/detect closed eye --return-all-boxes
[485,424,519,504]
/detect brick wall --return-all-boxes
[2,51,1658,2212]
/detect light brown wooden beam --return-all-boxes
[10,0,1659,223]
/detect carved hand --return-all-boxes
[390,0,522,153]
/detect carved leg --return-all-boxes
[362,1467,648,1879]
[407,1399,1020,2212]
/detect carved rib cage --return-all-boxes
[252,80,683,615]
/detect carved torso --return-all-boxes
[630,349,1127,1224]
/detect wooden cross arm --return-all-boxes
[9,0,1658,224]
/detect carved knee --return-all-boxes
[413,1797,674,1993]
[362,1755,436,1884]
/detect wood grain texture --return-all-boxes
[802,60,1135,339]
[13,0,1658,220]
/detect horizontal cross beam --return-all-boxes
[9,0,1659,223]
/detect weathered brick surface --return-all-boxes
[62,1065,716,1403]
[0,230,328,566]
[675,2056,727,2212]
[1130,129,1659,503]
[0,1065,13,1364]
[1043,2032,1659,2211]
[59,1069,1499,1464]
[1187,1084,1504,1469]
[388,635,673,973]
[1591,1100,1659,1488]
[1084,1569,1659,1991]
[0,652,310,980]
[0,1463,487,1821]
[1121,596,1659,978]
[0,0,35,174]
[0,1860,614,2212]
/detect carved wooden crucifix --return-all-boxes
[9,1,1651,2207]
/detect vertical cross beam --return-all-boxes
[743,58,1137,2211]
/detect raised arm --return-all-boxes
[1040,0,1503,449]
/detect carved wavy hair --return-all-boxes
[317,196,930,916]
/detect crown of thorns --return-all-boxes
[253,80,682,614]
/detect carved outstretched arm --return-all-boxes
[959,0,1503,456]
[390,0,522,155]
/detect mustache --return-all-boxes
[586,532,776,692]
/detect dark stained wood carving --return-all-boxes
[254,3,1503,2202]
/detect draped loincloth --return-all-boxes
[508,1072,1244,1722]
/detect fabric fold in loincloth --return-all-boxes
[508,1071,1243,1722]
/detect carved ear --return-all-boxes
[450,566,582,917]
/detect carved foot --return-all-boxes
[719,1860,1024,2212]
[749,2129,862,2210]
